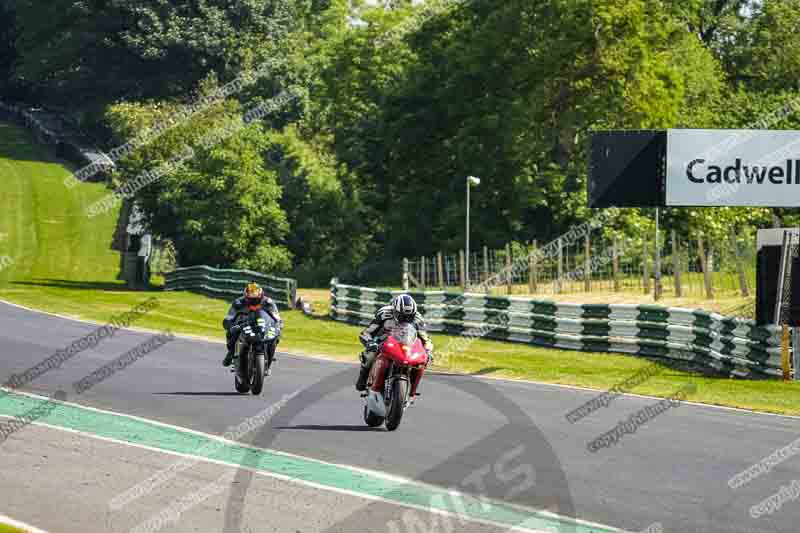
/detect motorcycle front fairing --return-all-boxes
[369,323,428,396]
[239,310,279,349]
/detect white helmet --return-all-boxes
[391,294,417,323]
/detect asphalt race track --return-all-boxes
[0,300,798,533]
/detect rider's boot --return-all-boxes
[356,349,376,392]
[223,330,237,367]
[265,343,276,376]
[355,365,369,391]
[223,347,234,367]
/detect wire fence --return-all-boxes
[405,227,757,303]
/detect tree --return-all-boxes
[10,0,303,110]
[682,0,752,45]
[0,0,17,96]
[342,0,727,254]
[266,125,371,283]
[9,0,794,285]
[105,93,293,274]
[730,0,800,91]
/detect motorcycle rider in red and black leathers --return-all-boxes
[355,294,433,391]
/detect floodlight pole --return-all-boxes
[466,180,470,289]
[466,176,480,290]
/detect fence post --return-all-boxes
[481,246,489,281]
[730,227,750,297]
[529,240,538,294]
[459,249,466,291]
[642,240,651,294]
[505,243,513,295]
[612,238,620,292]
[421,256,427,289]
[556,238,563,294]
[672,230,682,297]
[654,223,662,301]
[402,258,409,291]
[793,327,800,381]
[697,235,714,299]
[437,252,444,288]
[782,324,791,381]
[584,234,591,292]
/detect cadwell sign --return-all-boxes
[666,129,800,206]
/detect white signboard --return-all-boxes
[666,129,800,206]
[757,228,800,251]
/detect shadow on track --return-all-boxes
[153,391,246,397]
[273,424,383,432]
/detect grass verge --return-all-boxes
[0,122,122,285]
[0,521,37,533]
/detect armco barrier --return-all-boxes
[329,281,786,379]
[164,266,297,308]
[0,101,110,178]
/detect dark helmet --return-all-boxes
[391,294,417,323]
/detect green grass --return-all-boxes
[0,522,32,533]
[2,119,800,416]
[0,122,122,286]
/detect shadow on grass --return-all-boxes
[471,366,504,376]
[301,313,338,322]
[432,367,506,377]
[273,424,383,432]
[0,122,64,163]
[10,279,158,292]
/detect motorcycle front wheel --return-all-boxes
[250,352,265,395]
[385,378,408,431]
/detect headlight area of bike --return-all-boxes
[242,318,278,342]
[400,344,427,364]
[385,327,427,365]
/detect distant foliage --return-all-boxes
[3,0,800,283]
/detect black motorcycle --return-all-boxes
[231,310,279,395]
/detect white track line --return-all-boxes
[0,513,51,533]
[2,297,799,422]
[0,388,623,533]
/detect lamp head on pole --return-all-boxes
[467,176,481,187]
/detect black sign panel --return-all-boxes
[588,130,667,208]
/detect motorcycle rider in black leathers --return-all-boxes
[356,294,433,391]
[223,282,283,375]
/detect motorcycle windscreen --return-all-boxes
[391,323,418,346]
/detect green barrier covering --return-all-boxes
[165,266,297,308]
[329,280,784,379]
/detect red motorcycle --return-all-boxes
[363,323,429,431]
